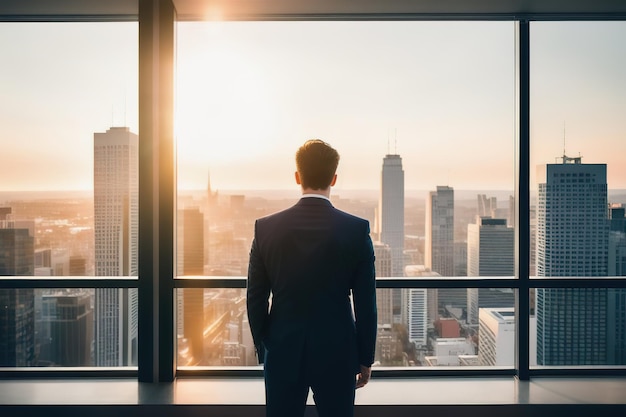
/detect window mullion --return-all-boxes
[515,18,531,381]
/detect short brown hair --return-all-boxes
[295,139,340,190]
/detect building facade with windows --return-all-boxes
[478,308,515,366]
[535,156,623,365]
[0,212,35,367]
[379,154,405,278]
[93,127,139,367]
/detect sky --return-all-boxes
[1,21,625,193]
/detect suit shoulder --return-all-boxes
[254,205,296,226]
[332,208,369,228]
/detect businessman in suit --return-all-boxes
[247,139,377,417]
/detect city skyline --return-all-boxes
[2,21,626,191]
[2,153,626,367]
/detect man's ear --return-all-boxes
[295,171,302,185]
[330,174,337,187]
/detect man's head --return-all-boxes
[295,139,340,191]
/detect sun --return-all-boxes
[175,23,276,185]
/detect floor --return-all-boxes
[1,376,625,416]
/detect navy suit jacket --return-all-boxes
[246,197,377,381]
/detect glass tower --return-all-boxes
[93,127,138,366]
[535,156,619,365]
[0,213,35,366]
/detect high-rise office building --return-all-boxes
[608,205,626,364]
[379,154,405,324]
[453,241,467,277]
[478,307,515,366]
[39,292,93,366]
[0,209,35,367]
[537,156,608,278]
[536,155,622,365]
[379,154,405,277]
[373,242,393,326]
[609,205,626,276]
[426,186,454,276]
[93,127,138,366]
[467,217,515,324]
[426,186,461,314]
[468,217,514,277]
[177,207,205,365]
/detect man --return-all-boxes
[247,139,377,417]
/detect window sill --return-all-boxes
[1,376,625,416]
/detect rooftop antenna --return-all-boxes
[387,129,390,155]
[394,128,398,154]
[111,105,115,127]
[563,121,566,157]
[123,87,127,127]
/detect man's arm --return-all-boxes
[352,222,377,375]
[246,221,271,364]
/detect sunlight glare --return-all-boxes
[176,25,275,184]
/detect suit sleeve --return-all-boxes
[352,221,377,367]
[246,220,271,364]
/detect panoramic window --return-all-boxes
[0,22,138,368]
[530,21,626,367]
[175,21,516,369]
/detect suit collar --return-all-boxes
[300,193,330,202]
[296,197,333,207]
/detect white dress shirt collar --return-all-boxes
[300,193,331,202]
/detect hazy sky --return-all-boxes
[1,21,625,192]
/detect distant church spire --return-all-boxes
[207,169,218,207]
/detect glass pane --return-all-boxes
[0,22,138,367]
[532,287,626,366]
[175,21,515,280]
[176,21,516,373]
[530,21,626,366]
[0,288,138,367]
[176,287,516,369]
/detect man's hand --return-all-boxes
[356,365,371,389]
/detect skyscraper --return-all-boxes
[608,205,626,364]
[467,218,513,271]
[94,127,138,366]
[467,217,515,325]
[426,186,461,313]
[373,242,393,326]
[0,209,35,366]
[379,154,405,324]
[379,154,405,277]
[609,205,626,276]
[39,292,93,366]
[177,207,205,365]
[426,186,454,277]
[536,155,617,365]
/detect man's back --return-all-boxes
[248,197,376,380]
